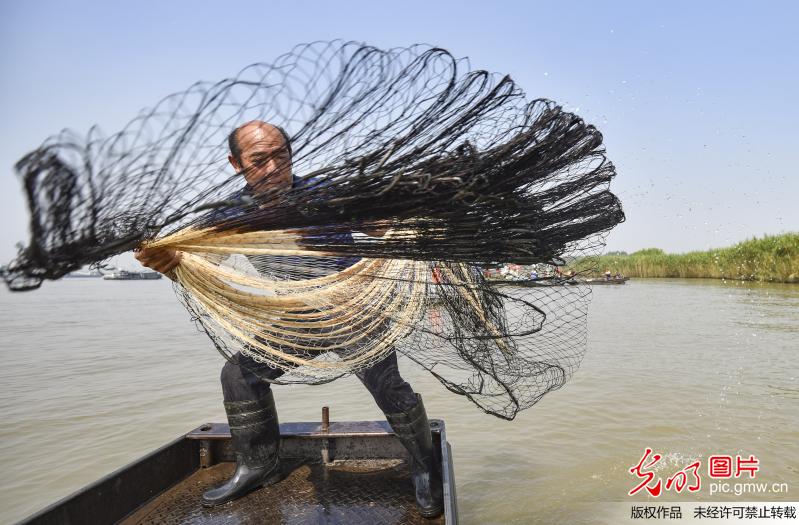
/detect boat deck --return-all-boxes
[21,418,456,525]
[122,458,440,524]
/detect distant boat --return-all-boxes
[578,277,629,285]
[489,277,560,287]
[103,270,162,281]
[64,270,103,278]
[489,276,630,286]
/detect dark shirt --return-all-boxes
[202,177,361,280]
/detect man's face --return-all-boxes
[229,123,292,195]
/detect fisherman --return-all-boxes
[134,121,443,517]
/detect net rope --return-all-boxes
[5,41,625,419]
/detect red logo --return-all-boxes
[735,455,760,478]
[629,448,664,497]
[629,449,759,496]
[708,455,733,478]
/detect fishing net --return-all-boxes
[4,41,624,419]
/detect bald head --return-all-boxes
[227,120,293,194]
[228,121,291,164]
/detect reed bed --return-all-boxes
[570,233,799,283]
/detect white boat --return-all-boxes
[64,270,103,278]
[103,270,162,280]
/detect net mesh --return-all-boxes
[5,41,624,419]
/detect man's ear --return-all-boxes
[228,154,242,172]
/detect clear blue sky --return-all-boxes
[1,0,797,266]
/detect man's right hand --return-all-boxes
[134,246,182,275]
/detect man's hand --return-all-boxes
[360,221,390,238]
[361,226,388,237]
[134,247,182,277]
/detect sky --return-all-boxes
[1,0,797,267]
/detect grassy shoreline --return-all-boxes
[570,233,799,283]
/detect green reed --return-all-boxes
[569,233,799,283]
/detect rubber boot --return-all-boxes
[202,391,283,507]
[385,394,444,518]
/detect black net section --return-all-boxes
[4,41,624,419]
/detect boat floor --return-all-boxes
[120,457,443,525]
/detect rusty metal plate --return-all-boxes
[120,458,444,525]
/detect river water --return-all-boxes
[1,278,797,524]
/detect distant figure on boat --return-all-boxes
[604,269,612,281]
[529,270,538,280]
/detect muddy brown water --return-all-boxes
[1,278,797,524]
